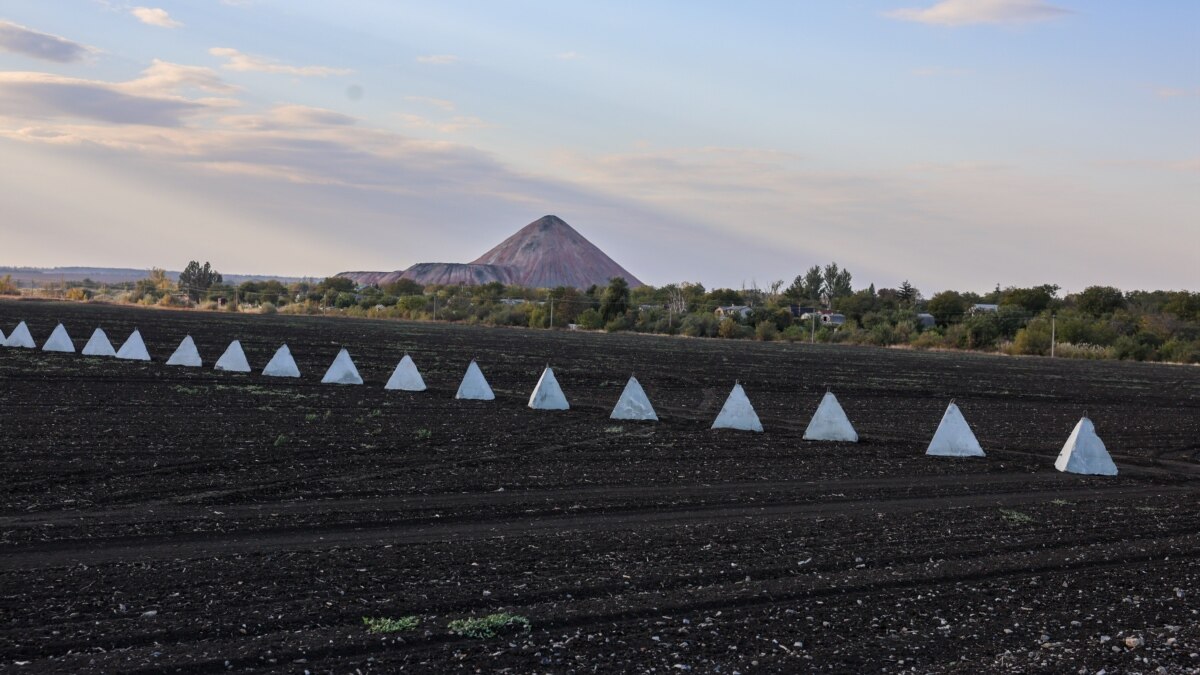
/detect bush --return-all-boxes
[448,613,530,639]
[65,287,90,301]
[259,302,277,315]
[781,325,807,342]
[576,308,604,330]
[1011,319,1052,356]
[604,314,632,332]
[363,616,419,634]
[754,321,778,341]
[717,317,745,339]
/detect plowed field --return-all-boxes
[2,299,1199,673]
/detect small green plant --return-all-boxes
[305,413,318,422]
[448,613,530,639]
[363,616,420,634]
[172,385,204,395]
[415,428,432,440]
[273,434,287,448]
[368,408,383,418]
[999,508,1034,525]
[1050,499,1073,506]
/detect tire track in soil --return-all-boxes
[2,483,1190,570]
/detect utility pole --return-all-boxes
[1051,313,1056,358]
[811,313,817,344]
[549,296,555,329]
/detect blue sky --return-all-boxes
[0,0,1196,293]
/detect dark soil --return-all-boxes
[2,299,1200,673]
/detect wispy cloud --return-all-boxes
[131,7,182,28]
[1154,86,1198,99]
[398,113,489,134]
[404,96,456,112]
[0,61,235,126]
[0,20,93,63]
[210,47,352,76]
[556,51,581,61]
[416,54,458,65]
[886,0,1070,26]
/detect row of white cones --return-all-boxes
[3,321,1118,475]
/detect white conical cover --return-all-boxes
[42,323,75,353]
[610,376,658,421]
[1055,417,1118,476]
[262,344,300,377]
[926,402,985,457]
[455,360,495,400]
[5,321,35,348]
[213,340,249,371]
[0,327,5,342]
[385,354,426,391]
[711,383,763,432]
[116,329,151,361]
[321,348,363,384]
[82,328,116,357]
[528,366,569,410]
[803,391,858,442]
[166,336,203,367]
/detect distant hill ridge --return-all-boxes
[340,215,642,290]
[0,266,302,286]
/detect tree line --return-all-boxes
[40,260,1200,365]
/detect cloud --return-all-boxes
[131,7,182,28]
[221,104,356,130]
[0,20,93,62]
[886,0,1070,26]
[556,51,581,60]
[416,54,458,65]
[209,47,352,76]
[404,96,456,112]
[1154,87,1199,99]
[398,113,489,134]
[0,61,236,126]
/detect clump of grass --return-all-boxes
[368,408,384,418]
[363,616,420,634]
[415,428,432,440]
[999,508,1034,525]
[305,413,318,422]
[172,385,204,395]
[1050,499,1073,506]
[448,613,530,639]
[273,434,287,448]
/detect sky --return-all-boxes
[0,0,1196,294]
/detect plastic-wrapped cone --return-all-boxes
[711,383,762,432]
[455,360,494,400]
[321,348,363,384]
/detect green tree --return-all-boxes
[600,277,630,322]
[926,291,967,326]
[382,278,425,297]
[179,261,222,301]
[317,276,356,294]
[822,263,852,304]
[999,284,1059,314]
[896,281,918,307]
[1073,285,1125,317]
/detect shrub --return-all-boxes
[781,325,807,343]
[448,613,530,639]
[65,287,90,301]
[717,318,741,339]
[754,321,778,341]
[576,308,604,330]
[259,302,277,315]
[363,616,420,634]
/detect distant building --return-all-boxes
[788,305,818,318]
[917,313,936,328]
[715,305,753,319]
[971,303,999,314]
[800,310,846,326]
